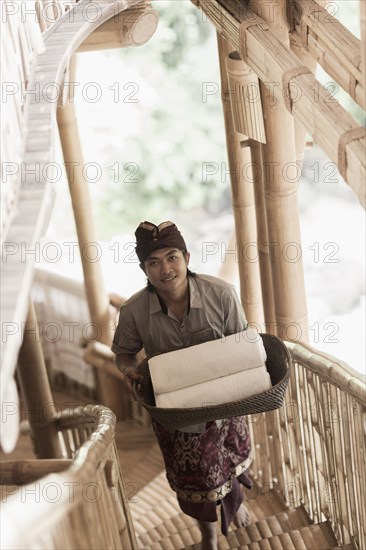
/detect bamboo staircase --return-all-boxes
[120,430,359,550]
[1,381,361,550]
[1,0,366,548]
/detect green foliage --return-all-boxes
[97,1,228,238]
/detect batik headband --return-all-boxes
[135,221,187,263]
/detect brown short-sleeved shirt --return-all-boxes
[112,274,247,357]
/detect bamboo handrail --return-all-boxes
[287,341,366,404]
[1,405,138,550]
[249,340,366,549]
[193,0,366,207]
[84,341,152,427]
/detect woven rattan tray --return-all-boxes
[133,333,291,430]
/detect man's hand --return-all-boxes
[123,367,143,396]
[115,353,143,400]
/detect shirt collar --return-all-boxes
[188,276,203,309]
[148,276,203,314]
[149,290,162,314]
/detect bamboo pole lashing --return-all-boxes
[338,126,366,181]
[282,65,312,113]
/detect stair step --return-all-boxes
[137,506,311,550]
[221,522,338,550]
[119,441,164,491]
[131,471,180,529]
[132,469,289,526]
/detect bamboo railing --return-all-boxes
[55,302,366,549]
[4,269,364,548]
[1,405,138,550]
[32,269,98,397]
[248,343,366,550]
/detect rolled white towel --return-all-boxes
[149,328,266,395]
[155,365,271,409]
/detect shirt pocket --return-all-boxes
[190,324,217,345]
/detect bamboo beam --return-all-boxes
[217,33,264,327]
[289,32,318,167]
[0,459,72,485]
[293,0,364,109]
[17,301,63,458]
[57,56,123,412]
[194,0,366,207]
[77,5,158,52]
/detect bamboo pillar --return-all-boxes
[57,56,122,411]
[17,300,63,458]
[251,0,309,343]
[249,140,277,334]
[217,33,264,327]
[217,228,238,283]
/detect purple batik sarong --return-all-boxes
[152,415,252,535]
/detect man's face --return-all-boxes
[142,248,190,294]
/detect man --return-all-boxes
[112,221,252,550]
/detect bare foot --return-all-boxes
[233,503,250,528]
[197,520,218,550]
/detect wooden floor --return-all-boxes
[1,388,355,550]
